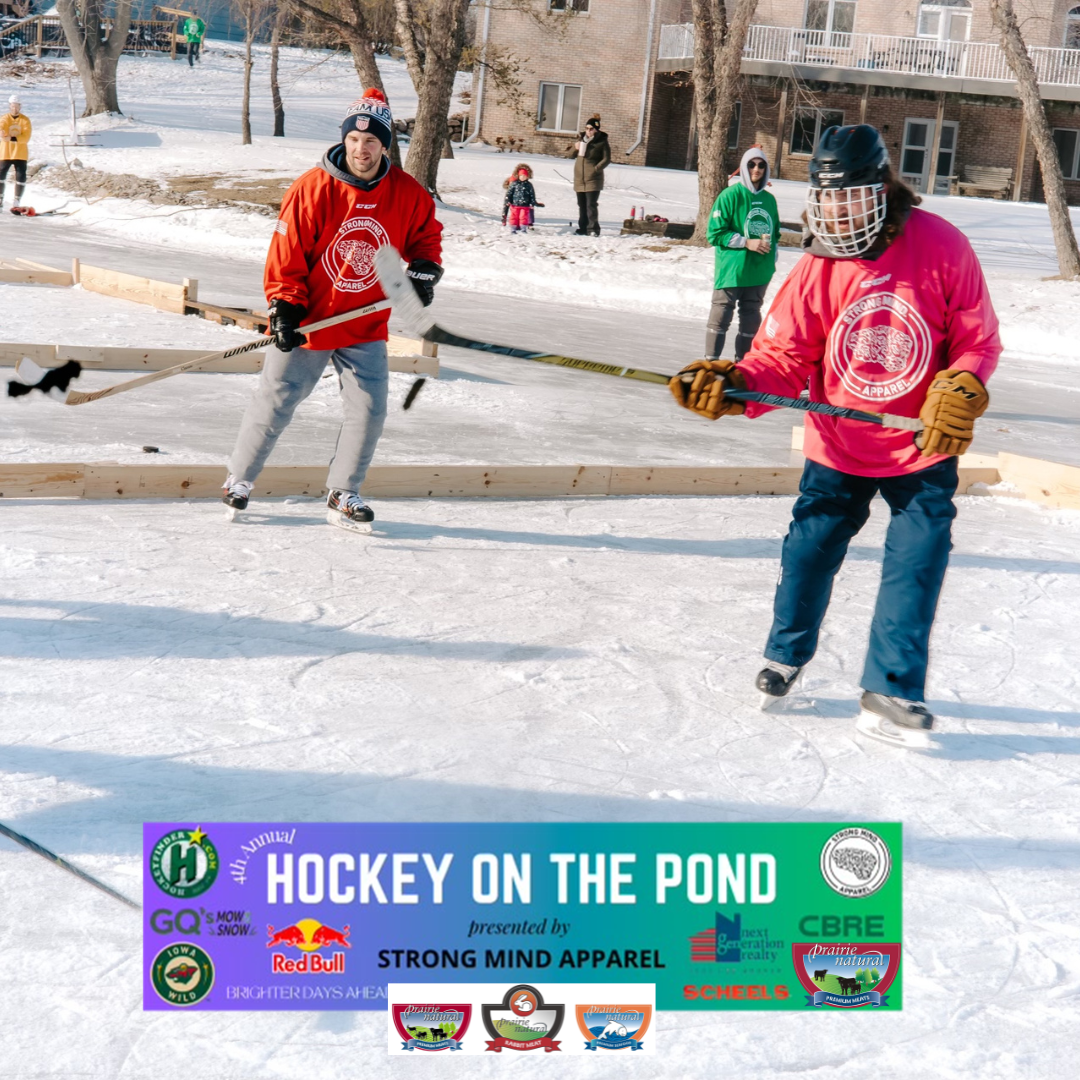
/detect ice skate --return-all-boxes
[222,476,253,521]
[327,490,374,534]
[856,691,935,750]
[756,660,804,710]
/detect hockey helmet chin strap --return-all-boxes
[805,183,887,258]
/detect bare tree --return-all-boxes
[989,0,1080,279]
[286,0,402,165]
[689,0,758,242]
[395,0,471,194]
[234,0,269,145]
[55,0,135,115]
[270,5,287,137]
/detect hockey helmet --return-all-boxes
[805,125,891,258]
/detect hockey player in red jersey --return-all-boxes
[223,89,443,532]
[671,124,1001,747]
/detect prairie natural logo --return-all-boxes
[832,292,931,402]
[482,984,563,1052]
[575,1003,651,1051]
[149,827,219,899]
[391,1003,471,1051]
[151,942,215,1007]
[792,943,900,1008]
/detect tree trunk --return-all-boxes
[989,0,1080,278]
[242,18,254,145]
[270,10,285,137]
[56,0,134,117]
[398,0,470,195]
[690,0,758,242]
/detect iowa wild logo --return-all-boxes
[832,292,931,402]
[321,217,389,293]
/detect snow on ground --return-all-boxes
[2,45,1080,1080]
[2,492,1080,1078]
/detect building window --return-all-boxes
[548,0,590,10]
[805,0,857,36]
[1053,128,1080,179]
[791,107,844,155]
[1067,6,1080,50]
[537,82,582,132]
[917,0,971,42]
[728,102,741,150]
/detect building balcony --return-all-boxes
[656,23,1080,101]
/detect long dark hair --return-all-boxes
[879,166,921,247]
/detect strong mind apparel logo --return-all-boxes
[831,292,932,402]
[321,217,390,294]
[150,826,219,899]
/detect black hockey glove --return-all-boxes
[268,298,307,353]
[405,259,444,307]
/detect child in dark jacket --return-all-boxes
[501,163,543,233]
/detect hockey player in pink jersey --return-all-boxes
[670,125,1000,748]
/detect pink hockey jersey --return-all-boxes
[739,207,1001,477]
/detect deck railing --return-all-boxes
[0,15,180,61]
[658,23,1080,88]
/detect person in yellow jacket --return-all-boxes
[1,94,31,209]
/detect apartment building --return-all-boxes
[467,0,1080,202]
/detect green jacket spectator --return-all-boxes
[184,10,206,66]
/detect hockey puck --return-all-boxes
[142,445,160,453]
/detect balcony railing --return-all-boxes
[657,23,1080,88]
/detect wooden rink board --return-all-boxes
[0,460,1055,501]
[0,344,438,376]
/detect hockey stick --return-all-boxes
[720,388,925,432]
[373,246,671,386]
[0,820,141,911]
[64,299,393,405]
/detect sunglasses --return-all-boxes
[748,160,767,170]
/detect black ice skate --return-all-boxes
[756,660,804,710]
[327,490,375,534]
[856,691,935,750]
[222,476,253,520]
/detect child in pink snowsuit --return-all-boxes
[502,164,543,233]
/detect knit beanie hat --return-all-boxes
[341,88,393,148]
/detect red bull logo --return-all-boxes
[266,918,351,975]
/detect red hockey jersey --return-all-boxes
[739,207,1001,477]
[265,149,443,351]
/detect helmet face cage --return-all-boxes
[805,183,887,258]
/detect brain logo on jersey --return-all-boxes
[832,847,877,881]
[321,215,389,294]
[847,325,913,373]
[832,292,931,402]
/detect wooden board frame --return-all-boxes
[0,344,438,376]
[0,457,1075,507]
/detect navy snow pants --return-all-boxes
[763,457,959,700]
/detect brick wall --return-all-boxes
[470,0,654,165]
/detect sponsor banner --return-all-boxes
[142,822,902,1011]
[387,983,655,1055]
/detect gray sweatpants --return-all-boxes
[227,340,388,494]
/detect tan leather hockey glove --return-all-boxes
[669,359,747,421]
[916,368,989,457]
